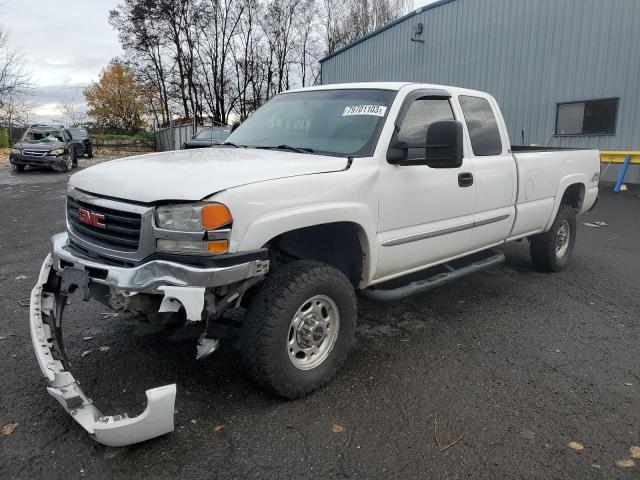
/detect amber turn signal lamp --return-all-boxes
[207,240,229,253]
[201,204,232,229]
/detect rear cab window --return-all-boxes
[458,95,503,156]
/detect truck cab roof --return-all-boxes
[289,81,492,99]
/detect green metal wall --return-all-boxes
[320,0,640,152]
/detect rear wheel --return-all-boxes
[530,204,576,272]
[241,260,356,398]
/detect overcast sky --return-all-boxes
[2,0,436,124]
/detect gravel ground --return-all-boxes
[0,160,638,479]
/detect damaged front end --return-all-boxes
[30,255,176,447]
[30,234,269,447]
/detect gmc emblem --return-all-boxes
[77,208,106,229]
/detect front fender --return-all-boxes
[238,202,378,286]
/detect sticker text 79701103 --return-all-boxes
[342,105,388,117]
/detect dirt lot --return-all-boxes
[0,159,638,479]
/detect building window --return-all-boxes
[459,95,503,156]
[555,98,618,136]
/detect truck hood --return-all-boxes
[69,147,349,203]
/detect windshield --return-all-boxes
[227,89,396,157]
[22,129,64,143]
[195,128,230,141]
[68,128,88,138]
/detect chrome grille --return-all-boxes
[22,150,48,157]
[67,196,142,251]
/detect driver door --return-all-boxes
[375,91,476,281]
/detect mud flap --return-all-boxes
[30,254,176,447]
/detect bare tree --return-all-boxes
[231,0,265,120]
[109,0,173,123]
[323,0,412,53]
[0,25,30,123]
[108,0,413,128]
[196,0,245,124]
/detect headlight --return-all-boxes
[11,148,21,154]
[50,148,65,156]
[155,203,232,255]
[155,203,232,231]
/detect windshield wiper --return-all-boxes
[255,144,315,154]
[222,141,246,148]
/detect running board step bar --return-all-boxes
[362,250,505,302]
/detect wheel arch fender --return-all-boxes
[544,175,586,232]
[237,202,378,287]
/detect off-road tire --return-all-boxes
[241,260,357,399]
[530,203,576,272]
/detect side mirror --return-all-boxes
[230,121,241,133]
[387,120,464,167]
[424,120,464,168]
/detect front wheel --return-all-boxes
[530,203,576,272]
[241,260,356,398]
[64,152,74,171]
[52,152,74,172]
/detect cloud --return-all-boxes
[25,84,88,123]
[2,0,122,122]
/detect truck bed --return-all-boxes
[507,147,600,240]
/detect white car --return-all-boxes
[30,82,599,446]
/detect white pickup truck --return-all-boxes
[30,82,599,446]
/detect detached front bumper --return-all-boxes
[31,234,269,446]
[30,255,176,447]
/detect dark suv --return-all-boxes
[68,127,94,158]
[10,124,77,172]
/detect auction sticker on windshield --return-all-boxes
[342,105,388,117]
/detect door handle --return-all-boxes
[458,172,474,187]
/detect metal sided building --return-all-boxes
[320,0,640,183]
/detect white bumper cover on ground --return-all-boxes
[29,254,176,447]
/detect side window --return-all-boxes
[396,98,454,159]
[459,96,503,156]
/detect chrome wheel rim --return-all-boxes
[556,220,570,257]
[287,295,340,370]
[66,155,73,171]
